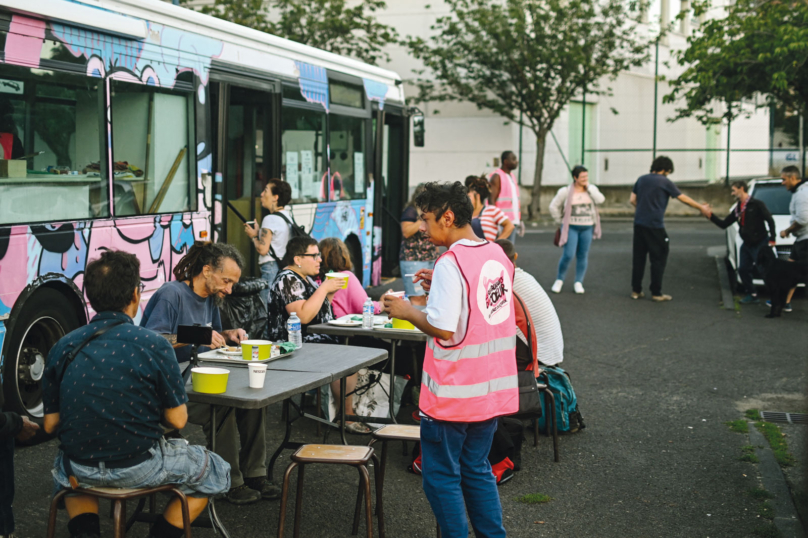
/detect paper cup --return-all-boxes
[191,367,229,394]
[388,291,407,299]
[248,363,267,389]
[325,272,349,289]
[241,339,272,361]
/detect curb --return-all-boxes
[749,424,807,538]
[714,255,735,310]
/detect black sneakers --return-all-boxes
[244,476,282,500]
[226,483,261,505]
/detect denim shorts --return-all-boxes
[52,438,231,498]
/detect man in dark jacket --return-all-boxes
[1,406,39,538]
[705,180,776,303]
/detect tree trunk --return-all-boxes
[529,130,548,218]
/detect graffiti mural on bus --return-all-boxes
[0,215,198,320]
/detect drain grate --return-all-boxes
[760,411,808,425]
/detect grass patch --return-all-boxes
[745,409,762,421]
[752,524,782,538]
[754,421,796,468]
[514,493,553,505]
[726,419,749,434]
[747,488,774,501]
[758,500,775,520]
[739,453,760,463]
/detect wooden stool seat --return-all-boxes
[371,425,420,442]
[291,444,373,464]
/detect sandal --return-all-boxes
[345,421,372,434]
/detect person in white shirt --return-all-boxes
[496,239,564,366]
[244,178,293,306]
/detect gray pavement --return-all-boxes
[10,219,808,538]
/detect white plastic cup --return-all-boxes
[248,363,267,389]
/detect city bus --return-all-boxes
[0,0,413,420]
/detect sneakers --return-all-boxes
[765,300,792,312]
[226,483,262,505]
[740,294,759,304]
[651,294,673,302]
[573,282,585,294]
[551,280,563,293]
[244,476,282,500]
[630,291,645,300]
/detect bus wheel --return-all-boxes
[2,289,79,423]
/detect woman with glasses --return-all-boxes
[266,237,370,433]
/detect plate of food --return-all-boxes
[328,315,363,326]
[217,346,243,356]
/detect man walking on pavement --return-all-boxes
[489,151,524,243]
[703,180,776,304]
[774,165,808,311]
[384,181,518,538]
[630,155,711,301]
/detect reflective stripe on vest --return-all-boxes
[428,334,516,362]
[422,371,518,399]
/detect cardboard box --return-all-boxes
[0,160,26,178]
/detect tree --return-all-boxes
[182,0,398,66]
[406,0,649,216]
[665,0,808,125]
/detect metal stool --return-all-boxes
[369,425,441,538]
[277,445,383,538]
[46,485,192,538]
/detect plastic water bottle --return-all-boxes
[287,312,302,349]
[362,297,374,329]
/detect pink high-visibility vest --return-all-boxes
[420,241,519,422]
[489,168,521,224]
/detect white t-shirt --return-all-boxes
[513,267,564,366]
[424,238,486,346]
[258,209,292,265]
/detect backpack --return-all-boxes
[268,211,311,262]
[538,365,585,434]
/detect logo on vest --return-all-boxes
[476,260,512,325]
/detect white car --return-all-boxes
[725,178,799,287]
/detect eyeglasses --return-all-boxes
[137,282,146,294]
[299,253,322,260]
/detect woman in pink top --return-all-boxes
[318,238,392,317]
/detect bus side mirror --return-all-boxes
[413,115,425,148]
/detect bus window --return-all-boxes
[111,80,195,217]
[282,107,326,204]
[0,63,106,225]
[328,115,366,201]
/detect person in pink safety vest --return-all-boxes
[384,181,517,538]
[488,151,524,243]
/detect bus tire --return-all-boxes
[2,288,79,425]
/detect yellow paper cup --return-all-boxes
[191,367,229,394]
[241,340,273,361]
[391,318,415,330]
[326,272,349,289]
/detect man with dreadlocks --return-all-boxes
[142,242,278,505]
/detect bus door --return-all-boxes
[210,75,281,276]
[373,104,410,277]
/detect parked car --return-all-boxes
[725,178,801,287]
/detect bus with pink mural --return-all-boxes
[0,0,416,422]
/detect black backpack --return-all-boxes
[268,211,310,262]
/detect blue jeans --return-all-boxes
[738,239,767,294]
[400,260,434,297]
[259,261,279,308]
[52,438,231,498]
[420,417,505,538]
[0,434,14,535]
[556,225,594,283]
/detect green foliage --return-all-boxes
[726,419,749,433]
[758,500,775,520]
[745,409,762,421]
[405,0,649,215]
[739,444,759,463]
[752,524,782,538]
[747,488,774,501]
[665,0,808,125]
[514,493,553,504]
[181,0,398,66]
[754,421,796,468]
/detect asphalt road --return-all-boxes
[10,219,807,538]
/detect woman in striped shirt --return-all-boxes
[466,176,514,242]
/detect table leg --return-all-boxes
[207,406,230,538]
[389,343,398,424]
[268,399,293,482]
[340,376,348,445]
